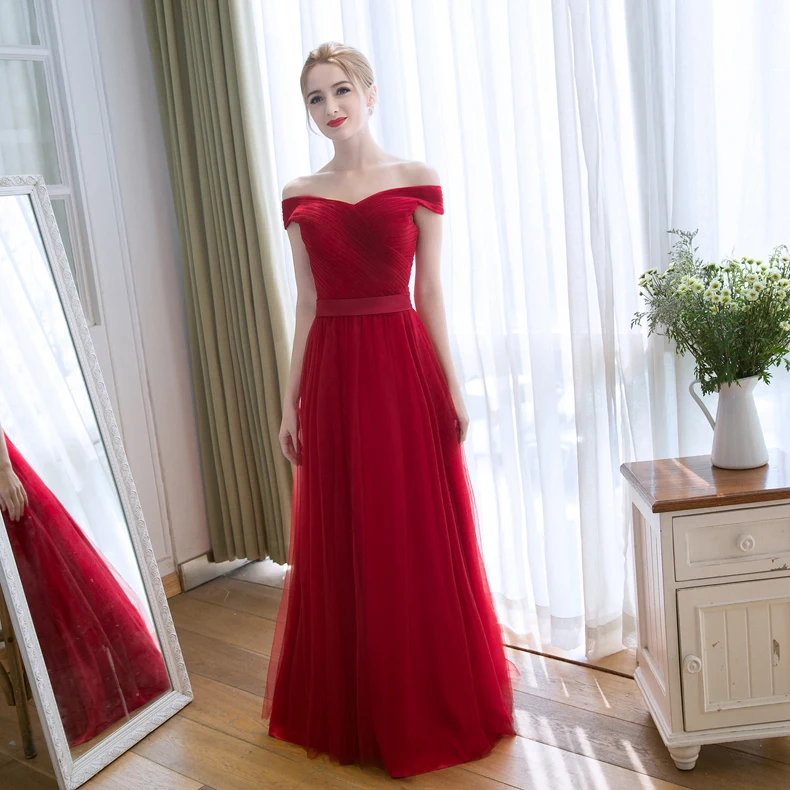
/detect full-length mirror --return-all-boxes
[0,176,191,789]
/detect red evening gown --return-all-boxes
[1,432,171,746]
[262,185,518,777]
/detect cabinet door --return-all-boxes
[678,577,790,732]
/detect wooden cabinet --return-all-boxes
[621,448,790,770]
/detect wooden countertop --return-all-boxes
[619,448,790,513]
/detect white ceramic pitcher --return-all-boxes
[689,375,769,469]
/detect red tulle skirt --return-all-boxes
[1,433,170,747]
[262,302,518,778]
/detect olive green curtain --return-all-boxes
[144,0,293,563]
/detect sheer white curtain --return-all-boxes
[628,0,790,461]
[250,0,790,660]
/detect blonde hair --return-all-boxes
[300,42,375,134]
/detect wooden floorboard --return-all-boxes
[83,752,203,789]
[187,576,283,620]
[175,628,267,697]
[0,758,57,790]
[168,594,275,656]
[7,558,790,787]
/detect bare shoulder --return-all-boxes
[282,176,319,200]
[402,160,441,188]
[282,178,303,200]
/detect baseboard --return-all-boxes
[161,571,182,599]
[178,552,251,592]
[501,622,637,677]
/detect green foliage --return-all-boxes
[632,230,790,396]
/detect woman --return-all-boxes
[262,41,518,778]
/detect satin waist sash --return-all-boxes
[315,292,413,317]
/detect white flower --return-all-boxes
[781,320,790,332]
[780,279,790,289]
[778,289,787,301]
[746,288,760,301]
[722,288,732,298]
[710,279,723,291]
[711,292,723,304]
[759,261,769,272]
[704,288,715,300]
[754,280,766,292]
[768,268,783,282]
[691,280,704,293]
[746,272,758,283]
[721,293,732,304]
[710,304,720,313]
[677,283,689,294]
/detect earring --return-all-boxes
[368,104,375,115]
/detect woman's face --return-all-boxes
[305,63,373,138]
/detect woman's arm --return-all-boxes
[412,169,469,441]
[0,417,12,470]
[0,418,28,521]
[282,184,317,410]
[278,182,317,464]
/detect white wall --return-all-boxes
[57,0,210,573]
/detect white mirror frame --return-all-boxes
[0,175,193,788]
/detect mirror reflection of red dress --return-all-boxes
[0,432,170,747]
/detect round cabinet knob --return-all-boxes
[737,534,756,553]
[684,655,703,674]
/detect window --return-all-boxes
[0,0,98,323]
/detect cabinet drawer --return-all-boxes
[673,504,790,582]
[678,577,790,732]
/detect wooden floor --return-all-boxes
[4,560,790,788]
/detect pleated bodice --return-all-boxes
[281,184,444,300]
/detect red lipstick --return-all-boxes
[328,117,347,128]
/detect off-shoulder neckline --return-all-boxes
[282,184,442,208]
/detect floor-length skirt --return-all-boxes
[262,306,518,777]
[2,433,171,746]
